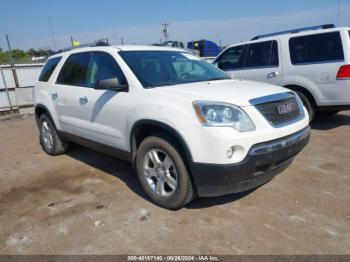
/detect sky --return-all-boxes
[0,0,349,50]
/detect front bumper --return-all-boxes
[190,126,311,197]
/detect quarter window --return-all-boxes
[87,52,127,88]
[244,40,279,68]
[56,53,90,86]
[38,57,62,82]
[289,32,344,65]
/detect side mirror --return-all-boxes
[217,62,225,70]
[95,77,128,91]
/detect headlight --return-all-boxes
[193,101,255,132]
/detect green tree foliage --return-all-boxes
[0,48,51,64]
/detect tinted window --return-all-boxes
[289,32,344,65]
[244,40,278,68]
[179,42,184,48]
[215,45,245,70]
[38,57,61,82]
[87,52,127,88]
[56,53,90,86]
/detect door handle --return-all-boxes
[79,96,88,105]
[51,92,58,100]
[267,71,279,78]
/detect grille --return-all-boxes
[255,96,301,126]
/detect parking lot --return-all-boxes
[0,112,349,255]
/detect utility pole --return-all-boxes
[5,35,19,88]
[48,17,57,50]
[162,23,169,42]
[337,0,341,26]
[5,35,14,66]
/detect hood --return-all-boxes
[152,79,289,107]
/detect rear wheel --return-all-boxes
[136,133,194,209]
[39,114,69,155]
[295,91,316,122]
[317,111,339,118]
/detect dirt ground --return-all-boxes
[0,112,349,255]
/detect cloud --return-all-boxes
[16,3,350,50]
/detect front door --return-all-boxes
[76,51,130,150]
[215,40,283,86]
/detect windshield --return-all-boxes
[162,41,173,46]
[119,51,230,88]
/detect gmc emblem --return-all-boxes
[277,103,296,115]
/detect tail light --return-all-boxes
[336,65,350,79]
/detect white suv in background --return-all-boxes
[34,45,310,209]
[214,24,350,120]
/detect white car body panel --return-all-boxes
[34,45,309,165]
[214,27,350,107]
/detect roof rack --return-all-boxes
[251,24,335,40]
[55,41,110,54]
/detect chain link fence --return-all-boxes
[0,64,43,114]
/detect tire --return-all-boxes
[39,114,69,155]
[295,91,316,122]
[135,133,194,209]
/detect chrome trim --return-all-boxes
[249,126,311,156]
[249,92,294,105]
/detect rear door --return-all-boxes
[53,52,91,135]
[234,40,283,85]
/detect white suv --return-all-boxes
[34,45,310,209]
[213,24,350,120]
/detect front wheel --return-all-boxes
[136,134,194,209]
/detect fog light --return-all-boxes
[227,147,234,158]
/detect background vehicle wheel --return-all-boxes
[317,111,339,118]
[136,133,194,209]
[295,91,316,122]
[39,114,69,155]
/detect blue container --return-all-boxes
[187,39,220,57]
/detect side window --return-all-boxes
[56,53,90,86]
[38,57,62,82]
[289,32,344,65]
[87,52,127,88]
[244,40,278,68]
[215,45,246,70]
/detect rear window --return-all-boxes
[289,32,344,65]
[56,52,90,86]
[38,57,61,82]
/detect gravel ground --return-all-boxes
[0,113,349,255]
